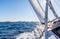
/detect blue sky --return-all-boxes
[0,0,60,22]
[0,0,37,22]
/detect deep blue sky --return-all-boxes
[0,0,60,22]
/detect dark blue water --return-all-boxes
[0,22,38,39]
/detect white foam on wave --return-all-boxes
[16,24,45,39]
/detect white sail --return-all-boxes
[29,0,45,22]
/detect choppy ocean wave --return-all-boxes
[0,22,39,39]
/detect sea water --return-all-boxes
[0,22,38,39]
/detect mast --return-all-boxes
[45,0,48,39]
[29,0,49,39]
[29,0,59,39]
